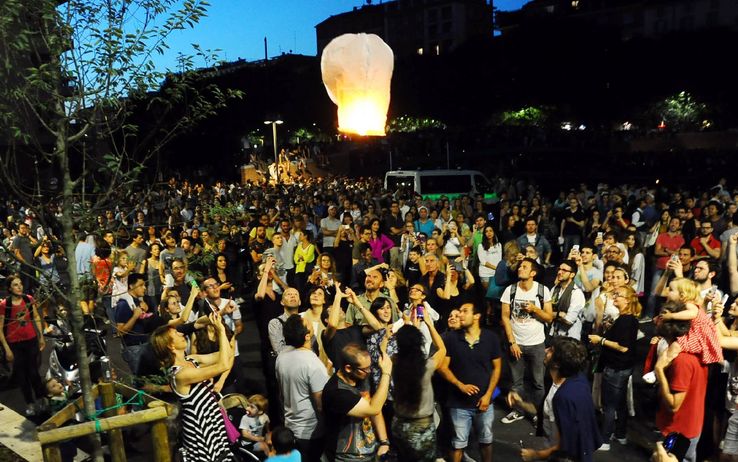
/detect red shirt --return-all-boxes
[656,352,708,438]
[690,235,720,257]
[91,256,112,295]
[655,232,685,270]
[1,295,37,343]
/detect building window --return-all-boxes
[428,8,438,23]
[442,21,452,33]
[428,24,437,37]
[417,47,424,55]
[435,44,440,55]
[441,6,451,20]
[571,0,580,9]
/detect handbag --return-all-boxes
[219,406,240,444]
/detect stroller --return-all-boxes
[219,393,265,462]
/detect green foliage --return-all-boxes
[387,115,447,133]
[496,106,550,127]
[288,126,332,144]
[650,91,708,131]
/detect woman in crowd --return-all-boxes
[585,209,603,243]
[211,252,236,297]
[307,253,339,301]
[368,218,394,264]
[477,224,502,291]
[143,243,163,308]
[624,232,645,297]
[0,275,46,416]
[440,222,464,259]
[391,317,446,461]
[333,212,356,282]
[293,230,315,294]
[588,285,640,450]
[301,286,331,372]
[151,312,234,461]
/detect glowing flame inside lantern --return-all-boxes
[321,33,394,136]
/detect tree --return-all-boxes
[648,91,708,131]
[0,1,240,457]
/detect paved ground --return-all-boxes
[0,305,659,461]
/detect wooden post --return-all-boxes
[149,401,171,462]
[100,382,126,462]
[42,443,62,462]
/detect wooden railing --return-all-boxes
[37,382,175,462]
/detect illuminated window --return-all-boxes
[417,47,424,55]
[571,0,579,9]
[435,44,440,55]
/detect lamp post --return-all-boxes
[264,118,283,182]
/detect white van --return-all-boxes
[384,169,495,200]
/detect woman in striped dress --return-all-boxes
[151,312,234,462]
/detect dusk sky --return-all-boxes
[158,0,527,71]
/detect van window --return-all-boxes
[386,175,414,190]
[420,175,471,194]
[474,175,491,192]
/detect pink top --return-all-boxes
[676,308,723,365]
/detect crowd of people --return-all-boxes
[1,173,738,462]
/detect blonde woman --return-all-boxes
[588,285,640,449]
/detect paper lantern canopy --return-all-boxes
[320,33,394,136]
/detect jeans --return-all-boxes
[102,295,116,335]
[121,342,147,376]
[563,234,581,258]
[449,406,495,449]
[295,437,324,462]
[684,435,700,462]
[645,269,664,318]
[509,342,546,407]
[601,367,632,440]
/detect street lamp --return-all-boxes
[264,118,283,181]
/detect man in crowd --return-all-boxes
[115,273,150,375]
[691,221,721,259]
[517,218,552,267]
[573,245,602,296]
[268,287,301,356]
[549,259,586,339]
[320,205,341,254]
[646,217,685,319]
[439,302,502,462]
[346,269,399,328]
[654,302,708,462]
[250,224,270,266]
[383,201,404,269]
[560,198,585,257]
[11,222,38,291]
[276,315,329,462]
[500,257,553,424]
[278,218,298,286]
[123,229,147,273]
[352,227,373,265]
[322,343,392,462]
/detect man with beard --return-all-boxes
[691,222,721,259]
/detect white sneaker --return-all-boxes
[462,453,477,462]
[616,438,627,445]
[501,410,524,424]
[642,371,657,384]
[598,443,610,451]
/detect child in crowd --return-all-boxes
[265,427,301,462]
[45,377,68,414]
[239,394,270,456]
[111,250,131,306]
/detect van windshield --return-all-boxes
[386,175,414,190]
[420,175,471,194]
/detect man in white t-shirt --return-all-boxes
[319,205,341,253]
[500,257,553,424]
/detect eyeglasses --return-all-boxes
[353,365,371,374]
[409,287,425,295]
[557,267,573,273]
[204,283,219,289]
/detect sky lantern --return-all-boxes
[321,33,394,136]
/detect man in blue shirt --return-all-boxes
[439,302,502,462]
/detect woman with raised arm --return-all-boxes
[150,312,235,461]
